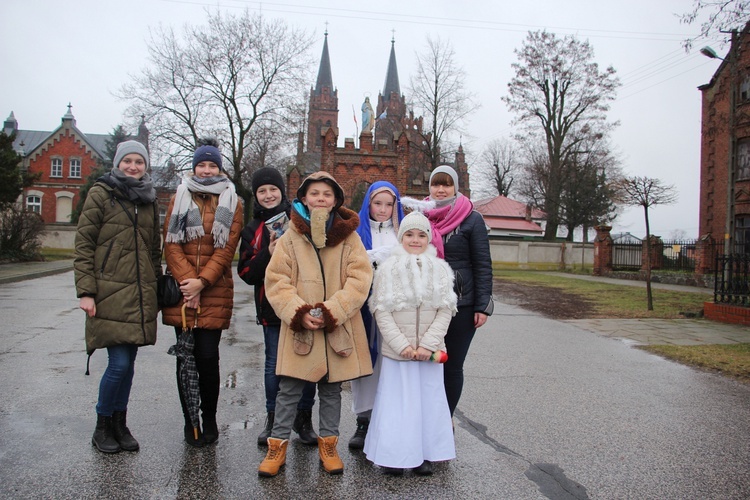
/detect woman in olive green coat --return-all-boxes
[74,140,161,454]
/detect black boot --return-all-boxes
[257,411,274,446]
[414,460,433,476]
[348,416,369,450]
[202,417,218,445]
[92,415,121,454]
[292,409,318,445]
[112,410,139,451]
[184,422,205,448]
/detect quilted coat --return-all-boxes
[161,192,244,330]
[74,181,161,355]
[264,204,373,383]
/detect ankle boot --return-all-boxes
[202,417,218,445]
[348,416,369,449]
[92,415,121,454]
[317,436,344,474]
[257,412,274,446]
[112,410,139,451]
[292,409,318,445]
[258,438,288,477]
[184,423,205,448]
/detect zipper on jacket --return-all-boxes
[134,204,147,341]
[99,240,115,278]
[305,233,329,375]
[415,305,421,352]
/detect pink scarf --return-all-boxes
[424,194,474,258]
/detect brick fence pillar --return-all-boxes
[593,225,613,276]
[695,233,715,276]
[642,235,663,270]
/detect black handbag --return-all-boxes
[158,270,182,308]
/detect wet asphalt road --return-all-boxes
[1,270,749,499]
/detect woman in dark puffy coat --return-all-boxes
[162,138,243,447]
[403,165,494,417]
[74,140,161,454]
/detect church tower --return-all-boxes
[307,31,338,153]
[375,37,407,149]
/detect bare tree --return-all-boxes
[616,176,678,311]
[408,35,479,169]
[680,0,750,50]
[119,9,314,221]
[474,138,519,199]
[503,31,620,240]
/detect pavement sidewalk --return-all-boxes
[3,260,748,346]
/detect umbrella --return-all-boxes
[168,303,201,442]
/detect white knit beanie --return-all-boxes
[397,211,432,243]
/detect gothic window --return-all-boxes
[738,139,750,181]
[735,215,749,255]
[740,75,750,102]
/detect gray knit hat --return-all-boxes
[429,165,459,190]
[113,140,149,170]
[397,211,432,243]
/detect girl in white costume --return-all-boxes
[364,212,457,476]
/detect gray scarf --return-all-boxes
[165,174,238,248]
[107,168,156,204]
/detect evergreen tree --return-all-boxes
[0,131,36,207]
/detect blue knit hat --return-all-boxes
[193,144,223,171]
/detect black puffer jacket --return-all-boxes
[441,210,494,316]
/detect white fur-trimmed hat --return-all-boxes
[397,211,432,243]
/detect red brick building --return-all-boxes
[288,34,470,210]
[5,105,150,225]
[698,22,750,255]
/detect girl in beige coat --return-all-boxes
[259,171,373,477]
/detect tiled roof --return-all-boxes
[474,195,546,220]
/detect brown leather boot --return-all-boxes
[317,435,344,474]
[258,438,288,477]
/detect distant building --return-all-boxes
[288,32,469,210]
[473,195,545,238]
[698,21,750,255]
[4,105,151,225]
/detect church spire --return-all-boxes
[314,30,334,96]
[382,36,400,101]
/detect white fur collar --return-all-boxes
[368,244,457,313]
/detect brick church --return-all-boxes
[287,33,470,209]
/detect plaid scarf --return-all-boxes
[165,174,238,248]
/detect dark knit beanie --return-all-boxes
[251,167,286,196]
[192,144,223,171]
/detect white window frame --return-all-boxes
[26,190,43,214]
[69,158,81,178]
[51,158,62,178]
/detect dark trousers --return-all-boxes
[174,327,221,425]
[263,324,316,413]
[443,306,477,416]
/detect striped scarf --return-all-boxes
[165,174,238,248]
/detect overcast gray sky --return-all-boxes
[1,0,726,239]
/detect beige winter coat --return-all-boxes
[265,205,373,383]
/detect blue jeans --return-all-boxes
[264,324,316,413]
[443,306,477,416]
[96,345,138,416]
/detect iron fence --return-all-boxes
[714,253,750,307]
[612,239,698,272]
